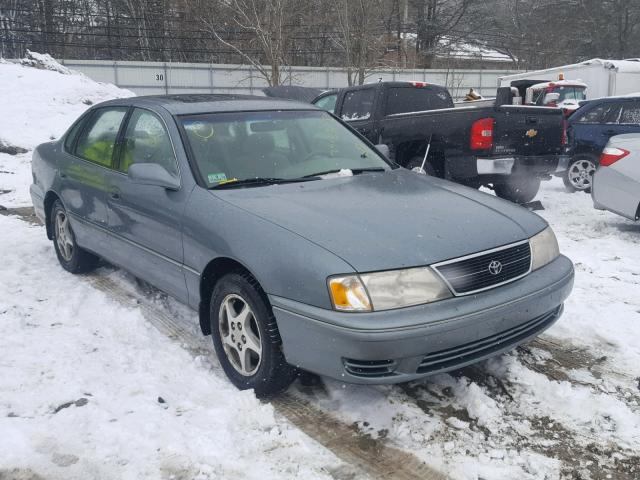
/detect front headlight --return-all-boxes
[530,226,560,271]
[328,267,452,312]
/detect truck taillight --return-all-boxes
[600,147,630,166]
[562,119,568,145]
[409,81,428,88]
[470,118,494,150]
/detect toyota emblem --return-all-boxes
[488,260,503,275]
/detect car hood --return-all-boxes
[211,169,547,273]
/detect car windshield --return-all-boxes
[555,86,587,102]
[180,110,392,187]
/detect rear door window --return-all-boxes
[119,108,178,175]
[618,102,640,124]
[385,87,452,115]
[74,107,128,167]
[341,89,375,121]
[576,103,619,124]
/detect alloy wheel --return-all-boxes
[55,210,74,261]
[568,159,596,190]
[218,294,262,376]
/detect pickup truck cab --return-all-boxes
[313,81,566,203]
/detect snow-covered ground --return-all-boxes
[1,57,639,480]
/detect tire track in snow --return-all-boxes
[85,272,447,480]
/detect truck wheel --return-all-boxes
[406,156,437,176]
[494,176,541,204]
[210,272,297,397]
[563,156,596,193]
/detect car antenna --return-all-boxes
[412,134,433,175]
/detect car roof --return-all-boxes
[581,94,640,106]
[96,94,318,115]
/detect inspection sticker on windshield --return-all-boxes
[208,173,227,183]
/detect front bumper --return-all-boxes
[271,255,574,384]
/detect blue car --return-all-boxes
[565,96,640,192]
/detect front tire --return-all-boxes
[210,273,296,397]
[563,156,597,193]
[51,200,98,273]
[494,175,541,204]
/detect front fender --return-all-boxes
[182,187,356,311]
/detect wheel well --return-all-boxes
[43,191,60,240]
[198,257,260,336]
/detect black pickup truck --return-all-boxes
[312,81,566,203]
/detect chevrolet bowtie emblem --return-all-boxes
[525,129,538,138]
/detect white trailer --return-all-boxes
[498,59,640,99]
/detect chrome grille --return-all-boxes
[434,241,531,295]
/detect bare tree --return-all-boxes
[199,0,294,86]
[411,0,474,68]
[330,0,387,85]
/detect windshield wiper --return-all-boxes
[209,177,318,189]
[302,167,387,178]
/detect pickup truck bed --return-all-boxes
[313,82,566,203]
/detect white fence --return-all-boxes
[59,59,519,100]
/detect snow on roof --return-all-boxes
[436,37,514,62]
[400,34,514,62]
[566,58,640,73]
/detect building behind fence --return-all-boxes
[59,59,519,100]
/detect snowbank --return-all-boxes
[0,53,133,151]
[0,53,133,206]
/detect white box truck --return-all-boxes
[498,58,640,100]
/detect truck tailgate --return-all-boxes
[493,106,564,157]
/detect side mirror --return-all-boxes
[128,163,180,190]
[375,144,390,159]
[543,92,560,105]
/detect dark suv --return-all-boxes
[565,96,640,192]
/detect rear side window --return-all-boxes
[74,107,128,167]
[119,108,178,175]
[341,89,375,121]
[618,102,640,124]
[385,87,453,115]
[314,94,338,113]
[64,114,90,153]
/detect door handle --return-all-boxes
[108,189,121,200]
[59,172,67,179]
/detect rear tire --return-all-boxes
[563,156,596,193]
[494,175,541,204]
[51,200,99,274]
[210,272,296,397]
